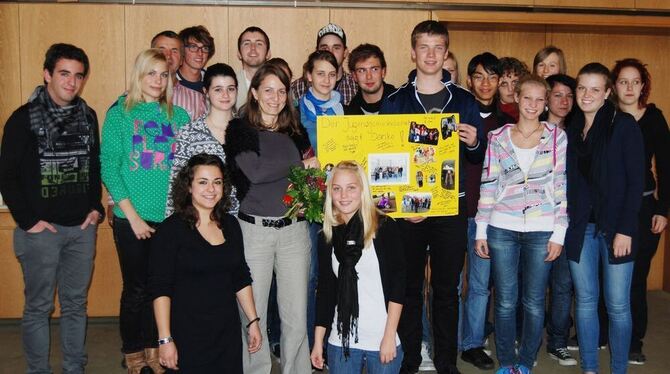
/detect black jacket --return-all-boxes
[0,103,104,230]
[564,107,644,264]
[315,216,406,329]
[344,83,396,115]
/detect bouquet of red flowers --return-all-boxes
[283,166,327,223]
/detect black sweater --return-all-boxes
[0,103,104,230]
[564,108,644,264]
[638,104,669,217]
[315,216,406,329]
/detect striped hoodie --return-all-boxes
[475,122,568,245]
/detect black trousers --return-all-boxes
[397,200,467,372]
[630,195,662,353]
[113,216,160,353]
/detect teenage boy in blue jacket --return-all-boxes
[381,20,484,374]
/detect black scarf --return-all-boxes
[332,211,365,358]
[28,85,94,153]
[571,99,616,232]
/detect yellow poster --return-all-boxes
[317,113,460,218]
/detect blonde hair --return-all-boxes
[125,49,174,118]
[323,161,380,248]
[515,75,550,98]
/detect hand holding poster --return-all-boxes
[317,113,460,218]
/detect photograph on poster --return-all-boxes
[401,193,432,214]
[408,121,439,145]
[441,114,458,140]
[373,192,397,213]
[441,160,456,190]
[369,153,409,185]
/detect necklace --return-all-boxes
[516,123,542,139]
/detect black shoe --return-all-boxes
[567,335,579,351]
[442,364,462,374]
[461,347,494,370]
[628,351,646,365]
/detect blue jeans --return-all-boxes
[14,224,97,374]
[488,226,552,368]
[461,217,492,351]
[569,224,633,374]
[307,222,321,348]
[546,249,573,351]
[327,343,404,374]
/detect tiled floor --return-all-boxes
[1,291,669,373]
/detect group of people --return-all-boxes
[0,17,667,374]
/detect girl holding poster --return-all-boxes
[311,161,405,374]
[474,75,568,374]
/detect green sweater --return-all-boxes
[101,96,189,222]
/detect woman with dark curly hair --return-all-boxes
[148,153,261,373]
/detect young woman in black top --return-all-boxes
[311,161,405,374]
[564,63,644,374]
[149,154,261,373]
[612,58,669,365]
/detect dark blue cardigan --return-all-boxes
[564,108,644,264]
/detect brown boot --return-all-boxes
[145,348,166,374]
[124,351,152,374]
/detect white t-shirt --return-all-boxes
[510,130,538,176]
[328,242,400,351]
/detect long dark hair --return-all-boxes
[172,154,231,228]
[245,64,302,136]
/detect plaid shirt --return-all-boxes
[290,72,358,106]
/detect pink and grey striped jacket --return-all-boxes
[475,122,568,245]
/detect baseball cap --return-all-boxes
[316,23,347,47]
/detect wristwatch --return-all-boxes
[158,336,174,345]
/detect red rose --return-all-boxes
[283,194,294,206]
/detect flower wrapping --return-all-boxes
[283,166,327,223]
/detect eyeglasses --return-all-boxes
[185,44,211,54]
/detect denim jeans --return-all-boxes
[488,226,552,369]
[461,217,492,351]
[307,222,322,349]
[569,223,633,374]
[112,216,159,354]
[14,224,97,374]
[546,249,573,351]
[327,343,404,374]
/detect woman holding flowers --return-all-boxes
[225,63,318,374]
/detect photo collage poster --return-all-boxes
[317,113,460,218]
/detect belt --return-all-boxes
[238,212,305,229]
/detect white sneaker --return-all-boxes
[419,343,436,371]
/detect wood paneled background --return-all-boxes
[0,2,667,317]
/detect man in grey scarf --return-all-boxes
[0,43,103,374]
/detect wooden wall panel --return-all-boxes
[432,0,533,4]
[124,4,229,90]
[636,0,670,10]
[0,213,23,317]
[446,23,547,84]
[0,4,21,142]
[227,7,329,82]
[330,9,430,87]
[534,0,635,8]
[547,26,670,113]
[18,4,125,121]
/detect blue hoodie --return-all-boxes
[380,69,485,196]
